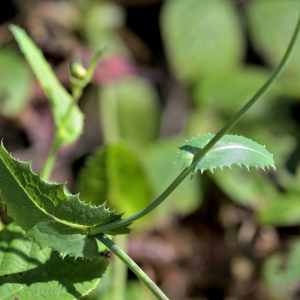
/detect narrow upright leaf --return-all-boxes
[180,134,275,173]
[0,49,31,117]
[10,25,83,145]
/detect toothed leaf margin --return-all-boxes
[180,134,275,173]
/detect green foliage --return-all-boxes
[82,1,127,54]
[264,240,300,299]
[100,76,160,146]
[0,49,31,117]
[161,0,244,82]
[247,0,300,96]
[194,67,277,118]
[29,221,99,259]
[143,138,200,216]
[0,143,128,258]
[10,25,83,146]
[0,143,121,231]
[0,225,108,300]
[213,168,276,207]
[0,223,51,276]
[259,194,300,225]
[180,134,275,173]
[78,143,152,216]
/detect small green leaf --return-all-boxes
[100,76,160,146]
[161,0,244,82]
[180,134,275,173]
[78,144,152,217]
[247,0,300,97]
[0,49,31,117]
[10,25,83,145]
[0,143,126,234]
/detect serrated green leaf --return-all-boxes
[10,25,83,145]
[247,0,300,97]
[0,249,108,300]
[161,0,244,82]
[78,144,152,217]
[180,134,275,173]
[28,221,99,259]
[0,49,31,117]
[100,76,160,146]
[0,223,51,277]
[0,143,126,234]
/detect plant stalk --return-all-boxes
[111,235,128,300]
[98,234,169,300]
[41,52,102,179]
[41,137,60,180]
[93,13,300,234]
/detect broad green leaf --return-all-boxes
[180,134,275,173]
[100,76,160,146]
[161,0,244,82]
[0,223,51,276]
[0,49,31,117]
[259,193,300,226]
[78,144,152,216]
[264,240,300,299]
[0,143,126,233]
[247,0,300,97]
[0,250,108,300]
[213,168,276,207]
[193,67,277,118]
[143,138,200,217]
[29,221,99,259]
[10,25,83,146]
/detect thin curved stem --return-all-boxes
[93,13,300,234]
[98,234,169,300]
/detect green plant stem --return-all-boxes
[112,235,127,300]
[93,13,300,234]
[41,137,60,180]
[41,52,103,180]
[98,234,169,300]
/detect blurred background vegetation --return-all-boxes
[1,0,300,299]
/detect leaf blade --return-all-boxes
[10,25,83,145]
[180,134,275,173]
[0,143,125,233]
